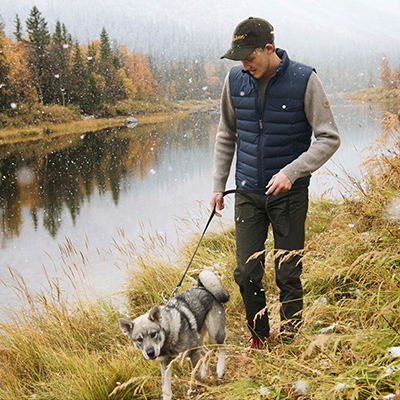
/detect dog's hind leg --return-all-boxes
[215,344,226,378]
[204,303,227,378]
[159,357,173,400]
[189,346,209,382]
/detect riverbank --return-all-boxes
[0,111,187,145]
[347,85,400,107]
[0,99,220,145]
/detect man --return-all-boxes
[210,17,340,348]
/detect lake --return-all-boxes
[0,97,386,311]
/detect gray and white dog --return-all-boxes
[118,270,229,400]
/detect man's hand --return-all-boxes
[266,171,292,195]
[210,191,224,217]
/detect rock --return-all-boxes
[125,117,138,129]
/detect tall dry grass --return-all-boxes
[0,111,399,399]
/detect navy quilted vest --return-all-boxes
[229,49,314,190]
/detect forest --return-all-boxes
[0,6,228,118]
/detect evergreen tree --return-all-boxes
[70,42,89,112]
[25,6,51,103]
[98,27,119,103]
[51,20,72,105]
[187,58,206,100]
[0,21,10,111]
[86,42,97,73]
[99,27,112,64]
[13,14,23,41]
[84,43,101,114]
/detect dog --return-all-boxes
[118,270,229,400]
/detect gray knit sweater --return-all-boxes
[212,70,341,193]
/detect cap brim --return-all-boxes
[220,46,256,61]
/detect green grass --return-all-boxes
[1,112,400,399]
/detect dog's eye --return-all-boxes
[136,337,143,343]
[150,332,157,339]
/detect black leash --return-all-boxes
[170,188,290,298]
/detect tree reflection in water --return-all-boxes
[0,115,218,244]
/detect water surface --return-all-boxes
[0,99,386,309]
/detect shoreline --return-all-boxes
[0,110,190,145]
[0,99,220,145]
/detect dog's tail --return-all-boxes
[198,270,230,303]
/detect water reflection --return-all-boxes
[0,115,218,245]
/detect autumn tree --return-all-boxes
[378,53,400,90]
[118,44,163,100]
[1,9,166,114]
[4,36,38,104]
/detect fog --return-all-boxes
[2,0,400,92]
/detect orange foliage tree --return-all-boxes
[118,44,163,100]
[379,53,400,91]
[4,38,38,104]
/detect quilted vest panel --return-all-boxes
[229,49,314,190]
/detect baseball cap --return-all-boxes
[221,17,274,61]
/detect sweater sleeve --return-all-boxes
[212,72,237,192]
[281,71,341,184]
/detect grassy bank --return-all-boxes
[0,113,399,399]
[347,86,400,105]
[0,99,219,145]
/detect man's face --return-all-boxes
[241,46,272,79]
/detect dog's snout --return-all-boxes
[146,348,156,359]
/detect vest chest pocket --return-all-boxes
[266,98,302,112]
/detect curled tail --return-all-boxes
[198,270,230,303]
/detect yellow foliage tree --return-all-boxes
[4,38,38,103]
[118,44,163,99]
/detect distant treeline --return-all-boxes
[0,6,228,115]
[379,53,400,91]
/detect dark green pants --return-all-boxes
[234,187,308,339]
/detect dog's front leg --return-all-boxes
[159,358,173,400]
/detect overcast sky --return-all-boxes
[2,0,400,62]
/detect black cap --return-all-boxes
[221,17,274,60]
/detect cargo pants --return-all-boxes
[234,187,308,339]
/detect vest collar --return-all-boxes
[275,48,290,74]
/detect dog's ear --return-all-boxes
[148,306,162,323]
[118,318,134,336]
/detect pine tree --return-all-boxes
[0,21,10,111]
[84,43,101,114]
[99,27,112,64]
[70,42,89,112]
[98,27,119,103]
[13,14,23,41]
[51,20,72,105]
[25,6,51,103]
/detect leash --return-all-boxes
[169,188,290,298]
